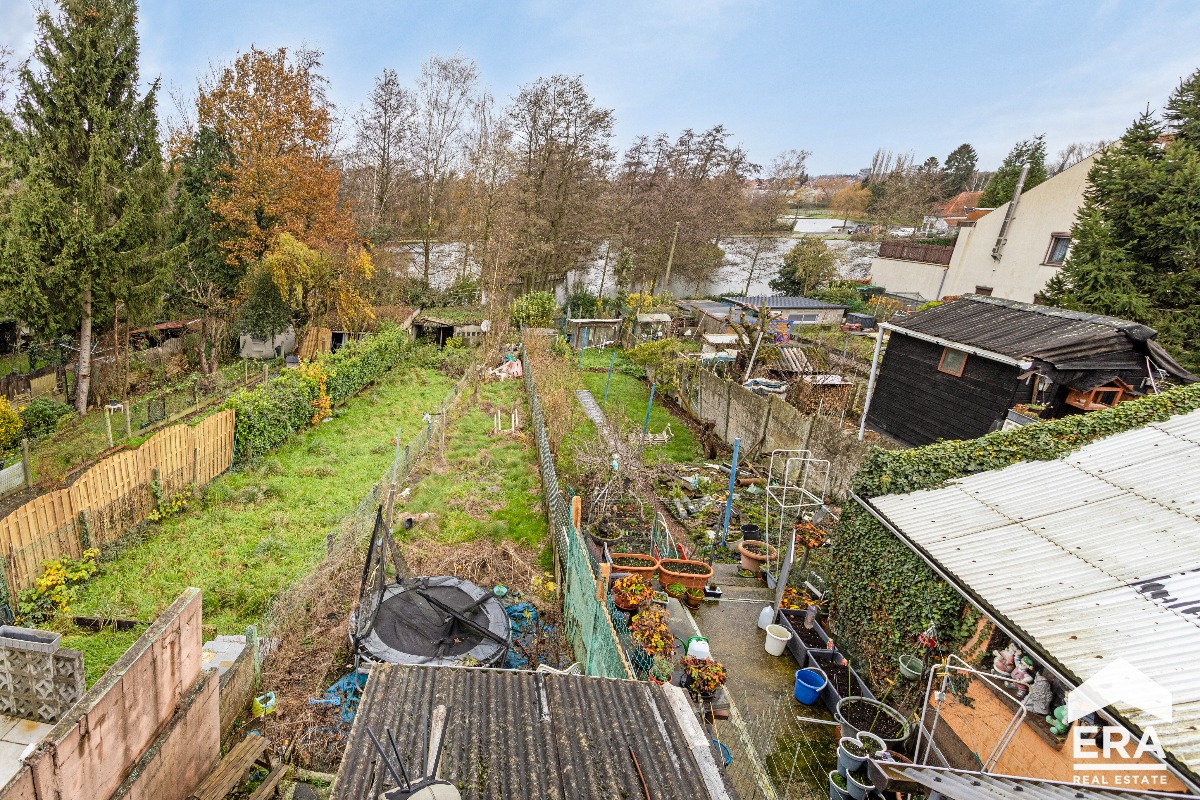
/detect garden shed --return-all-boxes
[723,295,847,326]
[567,317,623,350]
[856,407,1200,792]
[331,664,733,800]
[238,325,296,359]
[413,307,488,347]
[863,295,1197,446]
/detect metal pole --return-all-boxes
[603,349,616,406]
[641,384,656,449]
[719,438,741,547]
[857,326,887,441]
[579,327,589,368]
[392,426,402,485]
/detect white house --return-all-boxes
[870,153,1099,303]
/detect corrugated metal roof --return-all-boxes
[886,763,1192,800]
[869,408,1200,780]
[894,295,1157,370]
[331,664,730,800]
[724,295,848,310]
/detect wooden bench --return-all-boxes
[190,734,286,800]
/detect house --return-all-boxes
[679,300,750,336]
[297,305,418,360]
[330,663,733,800]
[861,295,1196,447]
[855,406,1200,792]
[633,311,673,340]
[921,190,984,233]
[566,317,623,350]
[412,307,488,347]
[723,295,847,326]
[870,153,1099,303]
[238,325,296,359]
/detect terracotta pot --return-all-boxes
[657,558,714,590]
[609,553,659,580]
[737,540,777,575]
[663,583,686,599]
[683,591,703,610]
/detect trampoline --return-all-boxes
[352,510,510,667]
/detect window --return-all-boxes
[974,286,994,296]
[938,347,968,377]
[1045,234,1071,266]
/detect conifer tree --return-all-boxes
[978,135,1048,207]
[1,0,167,412]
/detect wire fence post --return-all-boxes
[640,383,656,454]
[603,349,616,406]
[720,437,741,547]
[391,426,402,485]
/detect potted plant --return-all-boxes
[611,574,654,612]
[664,581,686,600]
[834,697,912,750]
[836,737,869,777]
[683,586,704,610]
[648,655,674,684]
[679,656,727,699]
[737,539,777,576]
[609,552,658,580]
[829,770,851,800]
[590,524,626,548]
[724,528,743,552]
[630,606,676,660]
[658,558,714,590]
[845,767,872,800]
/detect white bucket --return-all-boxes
[764,624,791,657]
[687,638,712,660]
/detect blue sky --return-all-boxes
[4,0,1200,174]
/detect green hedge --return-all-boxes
[830,384,1200,689]
[226,324,409,463]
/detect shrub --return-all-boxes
[0,398,21,451]
[17,549,100,625]
[511,291,557,328]
[19,397,74,440]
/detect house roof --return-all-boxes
[864,408,1200,784]
[892,295,1196,381]
[331,664,731,800]
[415,306,486,326]
[568,318,623,325]
[636,312,672,323]
[931,191,983,220]
[881,764,1190,800]
[724,295,848,311]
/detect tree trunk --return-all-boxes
[743,236,767,296]
[198,317,210,376]
[75,287,93,415]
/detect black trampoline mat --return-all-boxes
[373,584,485,658]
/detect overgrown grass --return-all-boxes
[401,379,549,569]
[577,347,645,376]
[67,364,455,634]
[61,626,145,688]
[577,371,703,465]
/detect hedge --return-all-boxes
[226,324,409,463]
[829,383,1200,690]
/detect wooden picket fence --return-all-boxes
[0,409,235,601]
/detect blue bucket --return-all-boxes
[794,668,827,706]
[712,739,732,767]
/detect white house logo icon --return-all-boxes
[1066,658,1173,724]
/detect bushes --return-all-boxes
[512,291,556,328]
[0,398,20,451]
[18,397,74,440]
[226,324,411,463]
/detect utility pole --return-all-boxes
[661,221,681,293]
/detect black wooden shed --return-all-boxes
[864,295,1197,446]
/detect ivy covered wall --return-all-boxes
[830,383,1200,690]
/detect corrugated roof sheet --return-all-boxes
[869,409,1200,780]
[894,295,1156,370]
[887,763,1191,800]
[331,664,730,800]
[724,295,848,310]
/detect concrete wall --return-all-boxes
[0,630,85,723]
[691,369,877,498]
[217,639,254,740]
[869,153,1098,303]
[0,588,221,800]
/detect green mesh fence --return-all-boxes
[522,346,634,680]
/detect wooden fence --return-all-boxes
[0,409,235,601]
[877,239,955,265]
[0,364,65,401]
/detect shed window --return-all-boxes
[1045,234,1071,265]
[974,286,993,297]
[938,347,968,377]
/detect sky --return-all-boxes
[3,0,1200,175]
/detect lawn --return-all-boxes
[67,364,455,634]
[577,369,703,465]
[400,378,549,567]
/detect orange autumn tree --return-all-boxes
[262,233,374,329]
[196,46,356,267]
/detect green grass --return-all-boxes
[576,347,644,376]
[578,370,703,465]
[401,379,548,567]
[67,364,455,634]
[61,626,146,688]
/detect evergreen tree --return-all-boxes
[941,143,978,198]
[978,135,1049,208]
[1044,71,1200,371]
[769,237,837,296]
[0,0,167,412]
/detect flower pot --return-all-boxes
[664,583,686,600]
[764,624,791,657]
[683,591,703,610]
[828,769,851,800]
[609,553,659,580]
[724,533,743,552]
[658,558,714,590]
[740,523,763,542]
[808,650,874,715]
[836,736,868,778]
[589,528,626,549]
[844,768,872,800]
[898,653,924,681]
[857,731,887,757]
[834,697,912,750]
[793,667,827,705]
[737,540,776,575]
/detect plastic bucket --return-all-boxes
[712,739,732,767]
[765,624,791,656]
[685,636,711,660]
[740,523,763,542]
[836,736,868,777]
[794,668,827,705]
[898,654,924,680]
[829,769,851,800]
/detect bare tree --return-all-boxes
[460,93,516,298]
[1049,140,1110,175]
[741,148,809,295]
[351,68,412,238]
[407,55,479,284]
